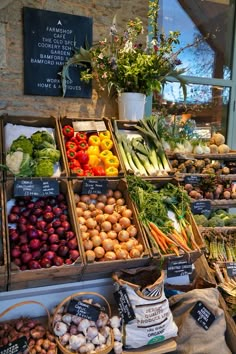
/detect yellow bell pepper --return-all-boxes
[100,138,113,151]
[104,155,119,169]
[87,145,100,156]
[88,135,100,146]
[99,149,113,162]
[105,166,119,176]
[88,154,100,167]
[99,130,111,140]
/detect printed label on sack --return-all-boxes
[113,287,136,324]
[0,336,28,354]
[67,300,101,321]
[190,301,215,330]
[14,179,59,197]
[81,179,108,195]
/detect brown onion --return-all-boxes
[91,235,102,247]
[115,248,129,259]
[104,251,116,261]
[113,190,122,199]
[118,230,130,242]
[83,239,93,250]
[104,204,114,214]
[101,221,112,232]
[129,248,141,258]
[102,238,114,251]
[119,217,131,229]
[127,225,138,237]
[85,250,96,262]
[80,195,90,203]
[107,197,116,205]
[94,246,105,259]
[107,230,117,240]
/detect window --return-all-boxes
[152,0,236,140]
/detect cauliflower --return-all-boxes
[208,216,225,227]
[33,159,54,177]
[193,214,209,227]
[34,148,60,163]
[10,135,33,156]
[6,149,33,176]
[31,130,56,148]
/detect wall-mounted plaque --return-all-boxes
[23,7,92,98]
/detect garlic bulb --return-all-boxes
[62,313,72,325]
[114,341,123,354]
[110,316,121,328]
[113,327,122,341]
[69,334,86,350]
[96,312,109,327]
[92,333,106,345]
[86,326,98,341]
[54,321,68,337]
[78,318,90,335]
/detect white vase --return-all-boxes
[118,92,146,121]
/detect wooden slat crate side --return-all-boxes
[0,185,8,291]
[0,114,68,178]
[5,179,85,290]
[69,178,151,277]
[59,116,125,178]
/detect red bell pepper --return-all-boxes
[71,167,84,176]
[84,169,94,176]
[65,141,78,151]
[77,140,88,151]
[92,166,105,176]
[76,151,89,165]
[62,125,74,138]
[68,160,81,170]
[75,132,87,142]
[66,149,77,160]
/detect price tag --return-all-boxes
[167,255,193,278]
[0,336,28,354]
[67,300,101,321]
[184,175,202,186]
[14,179,59,197]
[73,121,97,132]
[226,262,236,277]
[191,200,211,216]
[113,287,136,324]
[190,301,215,330]
[81,179,108,195]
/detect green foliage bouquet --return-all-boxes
[61,1,194,97]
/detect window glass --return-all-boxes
[153,82,230,137]
[159,0,235,79]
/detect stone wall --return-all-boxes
[0,0,148,119]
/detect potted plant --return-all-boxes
[61,0,194,120]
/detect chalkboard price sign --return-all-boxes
[191,200,211,216]
[113,287,136,324]
[184,175,202,186]
[167,256,193,278]
[14,179,59,197]
[226,262,236,277]
[23,7,92,98]
[81,179,108,195]
[0,336,28,354]
[67,300,101,322]
[190,301,215,330]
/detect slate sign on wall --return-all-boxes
[23,7,92,98]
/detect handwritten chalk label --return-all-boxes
[23,7,92,98]
[190,301,215,330]
[14,179,59,197]
[0,336,28,354]
[184,175,202,186]
[113,287,136,324]
[67,300,101,321]
[82,179,108,195]
[191,200,211,216]
[167,256,193,278]
[226,262,236,277]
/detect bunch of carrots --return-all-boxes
[127,175,200,256]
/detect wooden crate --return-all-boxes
[59,116,124,178]
[5,179,85,290]
[0,114,68,179]
[107,119,174,179]
[0,185,7,292]
[69,178,151,279]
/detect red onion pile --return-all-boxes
[8,194,80,270]
[0,317,57,353]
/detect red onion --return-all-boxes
[53,256,64,266]
[13,258,22,267]
[27,202,35,209]
[18,223,27,234]
[65,231,75,240]
[52,220,61,228]
[21,209,32,218]
[27,228,39,239]
[50,244,59,252]
[57,193,65,202]
[59,214,68,222]
[53,207,63,217]
[11,205,21,214]
[44,205,53,212]
[28,260,41,269]
[40,258,52,268]
[49,234,59,244]
[40,232,49,242]
[65,259,73,265]
[8,213,19,223]
[43,251,56,260]
[29,214,37,224]
[18,234,28,245]
[57,245,69,257]
[31,250,41,260]
[11,247,21,258]
[36,220,47,230]
[40,242,49,253]
[61,221,70,231]
[21,244,30,253]
[21,252,33,264]
[43,211,54,223]
[32,208,43,217]
[9,229,19,242]
[18,216,27,224]
[29,239,41,250]
[55,227,65,237]
[69,250,80,261]
[47,227,55,235]
[67,237,78,250]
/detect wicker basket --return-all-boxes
[0,300,57,353]
[52,291,114,354]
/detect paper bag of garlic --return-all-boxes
[112,266,178,349]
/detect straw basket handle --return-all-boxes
[0,300,51,327]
